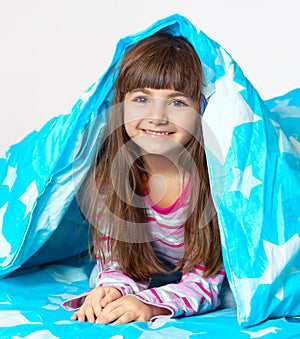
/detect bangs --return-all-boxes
[116,33,203,106]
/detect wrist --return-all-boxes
[150,304,172,318]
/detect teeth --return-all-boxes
[145,130,170,135]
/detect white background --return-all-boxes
[0,0,299,155]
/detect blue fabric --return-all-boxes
[1,255,300,338]
[0,14,299,330]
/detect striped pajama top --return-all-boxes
[63,179,225,320]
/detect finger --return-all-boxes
[71,311,78,320]
[112,312,134,326]
[101,290,120,308]
[77,306,87,322]
[91,297,103,318]
[84,305,96,323]
[96,305,121,325]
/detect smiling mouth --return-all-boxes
[142,129,174,136]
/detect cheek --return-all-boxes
[123,104,135,137]
[124,119,140,139]
[124,101,137,122]
[173,114,197,137]
[124,121,134,138]
[168,106,198,130]
[178,129,194,145]
[124,102,144,138]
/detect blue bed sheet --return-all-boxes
[1,256,300,339]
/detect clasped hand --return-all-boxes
[71,286,170,325]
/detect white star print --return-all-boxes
[229,165,262,199]
[278,132,292,155]
[12,330,58,339]
[48,266,87,284]
[232,234,300,320]
[2,165,17,192]
[269,120,290,155]
[148,317,176,329]
[0,202,11,258]
[52,293,80,300]
[271,98,300,118]
[1,151,11,161]
[0,310,42,328]
[274,98,292,107]
[289,136,300,157]
[242,327,281,338]
[202,51,261,164]
[139,327,197,339]
[269,119,300,156]
[201,62,216,99]
[262,235,300,300]
[215,46,234,70]
[19,180,38,218]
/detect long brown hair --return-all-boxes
[80,32,222,280]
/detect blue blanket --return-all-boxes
[1,255,300,338]
[0,14,300,337]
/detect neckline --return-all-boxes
[144,178,191,214]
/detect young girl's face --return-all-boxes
[123,88,198,156]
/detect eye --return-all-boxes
[170,99,188,107]
[132,96,149,103]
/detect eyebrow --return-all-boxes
[168,91,190,99]
[128,88,191,98]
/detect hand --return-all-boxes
[96,295,171,325]
[71,286,122,323]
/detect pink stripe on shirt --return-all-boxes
[150,288,163,303]
[195,282,212,299]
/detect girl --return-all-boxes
[63,32,225,325]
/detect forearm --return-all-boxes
[133,267,226,319]
[63,264,148,311]
[95,267,149,295]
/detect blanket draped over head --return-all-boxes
[0,14,299,327]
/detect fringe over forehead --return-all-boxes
[114,32,203,108]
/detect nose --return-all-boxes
[147,98,168,125]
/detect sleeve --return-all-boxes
[132,264,226,320]
[62,236,149,310]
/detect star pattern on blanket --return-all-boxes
[139,326,197,339]
[200,62,216,98]
[148,317,176,329]
[271,98,300,118]
[19,180,38,218]
[269,119,299,155]
[2,165,17,192]
[274,98,292,107]
[215,46,234,70]
[2,151,11,161]
[13,330,59,339]
[242,327,281,338]
[0,310,43,327]
[262,235,300,300]
[289,136,300,157]
[203,55,261,164]
[229,165,262,199]
[0,202,11,258]
[232,234,300,318]
[277,126,295,155]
